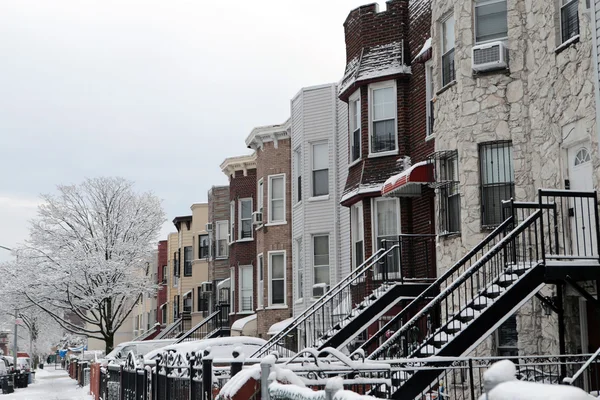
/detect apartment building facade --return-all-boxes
[430,0,599,356]
[207,185,231,312]
[157,240,168,326]
[290,83,351,316]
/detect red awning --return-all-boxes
[381,161,434,197]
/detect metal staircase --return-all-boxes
[175,304,230,343]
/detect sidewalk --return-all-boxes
[3,368,93,400]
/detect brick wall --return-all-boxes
[157,240,168,325]
[228,169,258,317]
[208,186,230,283]
[255,139,293,338]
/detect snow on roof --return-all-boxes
[382,161,429,188]
[339,41,411,98]
[183,290,192,297]
[268,317,295,336]
[413,38,432,63]
[231,314,257,331]
[340,183,383,204]
[218,278,230,289]
[144,336,267,362]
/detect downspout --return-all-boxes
[591,0,600,155]
[332,84,341,287]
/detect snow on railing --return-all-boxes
[563,347,600,384]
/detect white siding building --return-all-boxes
[291,83,350,316]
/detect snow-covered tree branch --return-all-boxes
[3,177,165,352]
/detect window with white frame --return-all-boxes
[425,63,434,138]
[351,202,364,269]
[370,83,397,155]
[183,246,192,277]
[294,148,302,203]
[374,198,400,276]
[239,265,253,312]
[230,266,235,311]
[479,141,514,227]
[257,254,264,308]
[268,175,285,223]
[269,252,286,305]
[239,198,253,239]
[216,221,229,258]
[257,179,264,215]
[560,0,579,44]
[442,15,456,86]
[349,92,361,162]
[183,291,192,313]
[313,235,330,297]
[296,238,304,300]
[230,201,235,242]
[474,0,507,43]
[312,142,329,196]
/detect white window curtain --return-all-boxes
[270,253,285,305]
[240,266,253,312]
[371,87,396,153]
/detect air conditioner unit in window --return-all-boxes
[205,222,213,232]
[201,282,213,293]
[252,211,263,225]
[472,41,508,72]
[312,283,329,298]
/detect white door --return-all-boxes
[568,146,597,257]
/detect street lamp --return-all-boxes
[0,246,18,366]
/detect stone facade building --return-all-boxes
[247,121,294,339]
[430,0,599,356]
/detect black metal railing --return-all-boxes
[380,234,436,281]
[157,313,191,340]
[251,247,395,358]
[360,217,515,357]
[176,304,230,343]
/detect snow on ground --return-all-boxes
[3,368,92,400]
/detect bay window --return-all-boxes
[369,82,397,155]
[269,251,286,305]
[312,142,329,196]
[349,92,361,162]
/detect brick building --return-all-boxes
[207,185,230,310]
[156,240,168,326]
[246,121,293,338]
[338,0,436,280]
[220,154,258,336]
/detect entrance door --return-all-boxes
[568,146,597,257]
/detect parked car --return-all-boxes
[98,339,176,365]
[16,357,31,373]
[0,357,14,373]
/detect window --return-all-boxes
[442,15,456,86]
[199,235,209,259]
[162,265,167,284]
[370,83,397,154]
[239,265,253,312]
[183,292,192,313]
[575,148,591,165]
[269,252,286,305]
[351,202,365,269]
[312,142,329,196]
[268,175,285,223]
[161,306,167,325]
[257,254,264,308]
[238,198,253,239]
[479,141,514,227]
[230,267,235,311]
[296,238,304,300]
[173,295,180,320]
[349,92,361,162]
[497,315,518,356]
[475,0,508,43]
[438,151,461,234]
[560,0,579,44]
[313,236,330,296]
[425,64,434,138]
[230,201,235,242]
[173,251,180,277]
[197,287,208,312]
[257,179,264,214]
[374,198,400,276]
[216,221,229,258]
[294,148,302,203]
[183,246,192,277]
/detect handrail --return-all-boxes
[132,323,161,342]
[175,309,220,344]
[563,347,600,384]
[250,247,389,357]
[360,216,515,354]
[369,211,541,359]
[155,317,183,339]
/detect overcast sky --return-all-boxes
[0,0,386,262]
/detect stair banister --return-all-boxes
[369,211,541,360]
[562,347,600,384]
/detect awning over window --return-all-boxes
[183,290,192,298]
[267,317,295,336]
[381,161,434,197]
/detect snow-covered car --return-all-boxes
[16,357,31,373]
[144,336,268,363]
[0,357,14,373]
[99,339,176,365]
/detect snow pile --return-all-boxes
[479,360,595,400]
[218,364,261,399]
[270,381,325,400]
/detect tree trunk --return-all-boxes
[105,333,114,354]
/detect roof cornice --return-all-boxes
[220,153,257,178]
[245,118,291,150]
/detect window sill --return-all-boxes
[183,274,192,278]
[237,311,255,315]
[307,195,330,202]
[229,312,236,316]
[254,224,264,231]
[368,149,399,159]
[555,34,580,54]
[436,80,457,96]
[236,238,254,243]
[255,307,264,311]
[215,256,228,260]
[348,158,362,168]
[266,305,288,310]
[265,221,287,227]
[438,232,461,240]
[425,134,435,142]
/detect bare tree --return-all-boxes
[6,177,165,352]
